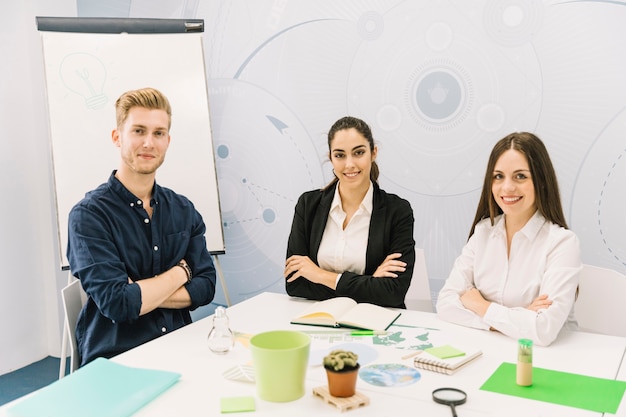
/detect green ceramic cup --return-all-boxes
[250,330,311,402]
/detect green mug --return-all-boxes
[250,330,311,402]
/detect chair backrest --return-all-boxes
[405,247,433,312]
[61,279,88,374]
[575,264,626,337]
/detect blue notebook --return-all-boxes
[8,358,180,417]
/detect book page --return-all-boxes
[291,297,357,326]
[337,303,401,332]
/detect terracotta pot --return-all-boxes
[325,364,360,397]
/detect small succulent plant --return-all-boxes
[323,349,359,372]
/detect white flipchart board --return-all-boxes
[40,30,225,268]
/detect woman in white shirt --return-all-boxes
[436,132,581,346]
[284,116,415,308]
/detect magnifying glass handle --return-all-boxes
[450,404,458,417]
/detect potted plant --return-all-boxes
[323,349,360,397]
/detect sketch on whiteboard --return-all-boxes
[59,52,108,110]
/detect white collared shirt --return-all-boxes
[317,182,373,281]
[436,210,582,346]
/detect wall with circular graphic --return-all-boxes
[77,0,626,307]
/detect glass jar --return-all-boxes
[207,306,235,354]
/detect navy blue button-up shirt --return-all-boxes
[67,171,216,366]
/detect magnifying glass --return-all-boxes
[432,387,467,417]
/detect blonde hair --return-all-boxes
[115,87,172,129]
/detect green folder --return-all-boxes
[8,358,181,417]
[480,362,626,414]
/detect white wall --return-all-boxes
[2,0,626,375]
[0,0,76,374]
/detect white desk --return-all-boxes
[3,292,625,416]
[114,292,626,416]
[616,358,626,416]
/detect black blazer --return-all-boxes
[286,182,415,308]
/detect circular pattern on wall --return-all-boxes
[598,151,626,266]
[483,0,545,46]
[347,3,542,196]
[571,107,626,268]
[407,58,473,132]
[357,10,385,41]
[209,78,326,294]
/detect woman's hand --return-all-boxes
[284,255,324,283]
[527,294,552,312]
[460,287,491,317]
[372,253,407,278]
[284,255,340,289]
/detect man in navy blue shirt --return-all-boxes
[67,87,217,366]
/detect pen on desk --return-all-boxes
[401,350,423,360]
[350,330,387,336]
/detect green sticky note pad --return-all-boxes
[425,345,466,359]
[220,396,256,413]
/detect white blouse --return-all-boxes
[436,211,582,346]
[317,182,373,281]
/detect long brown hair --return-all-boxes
[468,132,568,238]
[323,116,379,190]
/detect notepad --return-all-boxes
[220,396,256,413]
[290,297,401,332]
[7,358,180,417]
[413,345,482,375]
[424,345,466,359]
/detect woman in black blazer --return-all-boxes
[284,117,415,308]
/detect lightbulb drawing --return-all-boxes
[59,52,108,110]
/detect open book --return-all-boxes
[413,344,483,375]
[290,297,401,332]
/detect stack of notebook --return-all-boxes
[413,344,483,375]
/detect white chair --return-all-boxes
[59,278,88,378]
[575,264,626,337]
[405,247,434,312]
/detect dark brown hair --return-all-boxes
[323,116,379,190]
[469,132,568,238]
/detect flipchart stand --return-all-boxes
[213,255,231,307]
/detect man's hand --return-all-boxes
[134,261,192,315]
[372,253,406,278]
